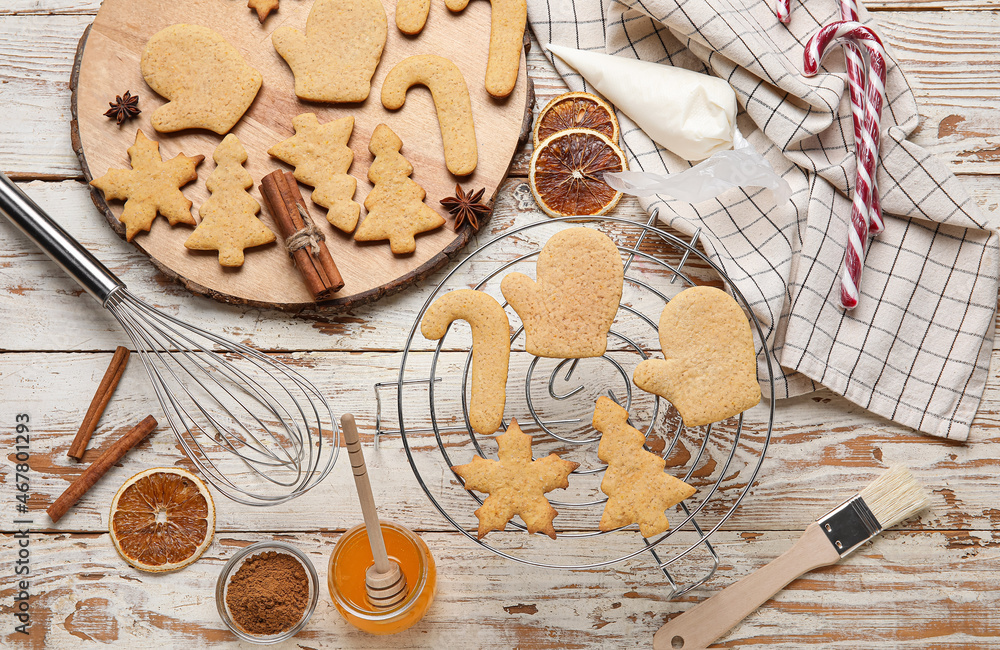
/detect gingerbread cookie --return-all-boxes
[185,135,275,266]
[445,0,525,98]
[272,0,387,102]
[90,130,203,241]
[421,290,510,435]
[381,55,478,176]
[268,113,360,233]
[248,0,279,22]
[633,286,761,427]
[141,24,262,135]
[451,418,578,539]
[354,124,445,254]
[396,0,430,34]
[501,227,623,358]
[592,396,696,538]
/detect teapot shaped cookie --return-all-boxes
[501,227,623,358]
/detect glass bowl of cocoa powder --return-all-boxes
[216,541,319,644]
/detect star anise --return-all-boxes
[440,184,490,232]
[104,91,141,126]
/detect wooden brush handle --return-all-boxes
[653,523,842,650]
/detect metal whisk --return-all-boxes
[0,173,338,506]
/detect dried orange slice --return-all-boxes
[529,129,627,218]
[533,91,620,148]
[109,467,215,573]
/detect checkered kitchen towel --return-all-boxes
[528,0,1000,440]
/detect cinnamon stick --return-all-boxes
[260,170,345,300]
[67,346,131,460]
[284,175,346,291]
[47,415,157,523]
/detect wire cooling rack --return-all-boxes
[375,212,775,598]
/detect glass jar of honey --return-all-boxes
[328,521,436,634]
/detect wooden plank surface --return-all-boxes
[4,13,1000,179]
[3,349,1000,533]
[2,530,997,649]
[3,0,1000,648]
[1,176,998,353]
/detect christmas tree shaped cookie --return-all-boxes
[185,134,275,267]
[592,396,696,538]
[90,130,203,241]
[268,113,360,233]
[354,124,445,254]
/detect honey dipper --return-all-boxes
[341,414,408,609]
[654,465,930,649]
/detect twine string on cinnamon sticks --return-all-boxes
[67,346,131,460]
[48,415,158,523]
[260,170,344,301]
[286,204,324,257]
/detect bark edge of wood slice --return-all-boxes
[70,0,531,312]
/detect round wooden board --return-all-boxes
[70,0,529,311]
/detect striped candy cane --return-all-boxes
[842,43,885,235]
[776,0,885,234]
[804,22,887,309]
[839,0,885,234]
[776,0,791,23]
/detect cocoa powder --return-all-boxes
[226,550,309,636]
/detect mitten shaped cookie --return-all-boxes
[141,24,262,134]
[501,227,623,358]
[633,286,761,427]
[272,0,387,102]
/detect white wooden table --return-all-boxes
[2,1,1000,647]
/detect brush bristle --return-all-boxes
[859,465,930,528]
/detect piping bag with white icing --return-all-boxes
[546,44,790,204]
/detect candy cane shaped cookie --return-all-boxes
[446,0,526,97]
[382,55,478,176]
[421,290,510,435]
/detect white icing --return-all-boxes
[547,44,737,161]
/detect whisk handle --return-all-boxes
[0,172,123,304]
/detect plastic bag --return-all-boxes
[603,130,792,205]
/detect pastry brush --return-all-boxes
[653,465,930,650]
